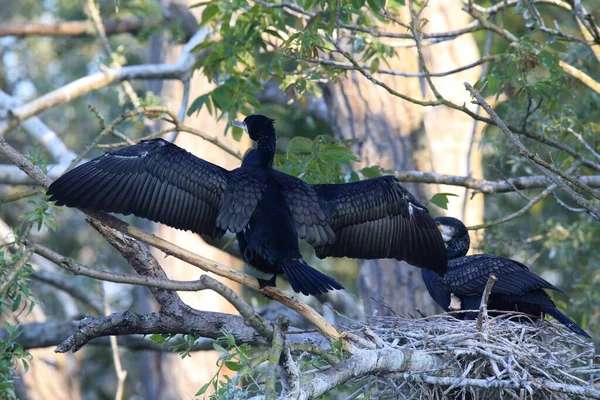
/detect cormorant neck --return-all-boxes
[256,135,276,167]
[446,235,470,259]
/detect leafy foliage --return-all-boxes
[0,250,35,400]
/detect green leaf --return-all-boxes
[429,192,459,210]
[486,75,501,95]
[213,343,227,353]
[352,0,365,8]
[187,93,210,117]
[369,58,380,74]
[366,0,385,12]
[287,137,313,153]
[360,166,382,178]
[196,381,211,396]
[189,1,212,8]
[225,361,241,371]
[231,125,244,141]
[200,4,220,27]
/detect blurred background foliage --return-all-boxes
[1,0,599,398]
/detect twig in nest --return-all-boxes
[477,274,497,335]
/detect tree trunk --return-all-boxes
[325,0,483,317]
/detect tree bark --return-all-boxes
[325,0,483,317]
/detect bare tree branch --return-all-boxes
[464,82,600,218]
[0,29,209,136]
[28,240,222,293]
[53,311,269,353]
[0,18,157,38]
[0,90,77,164]
[0,3,198,40]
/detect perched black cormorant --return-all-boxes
[47,115,447,296]
[422,216,590,338]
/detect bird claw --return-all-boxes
[257,275,278,300]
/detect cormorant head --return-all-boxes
[434,216,470,259]
[231,115,276,144]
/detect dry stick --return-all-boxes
[103,296,128,400]
[464,82,600,218]
[28,240,218,292]
[195,275,274,341]
[289,343,341,365]
[0,188,42,203]
[469,161,583,229]
[70,106,240,171]
[468,184,556,230]
[476,274,497,336]
[568,128,600,161]
[86,0,140,107]
[87,105,135,145]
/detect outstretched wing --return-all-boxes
[312,175,447,275]
[270,170,336,247]
[445,254,561,296]
[47,139,229,238]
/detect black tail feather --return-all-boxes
[281,259,344,296]
[543,306,591,338]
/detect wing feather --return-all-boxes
[312,175,447,274]
[47,139,229,238]
[269,170,335,247]
[445,255,560,296]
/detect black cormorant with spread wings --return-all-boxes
[422,216,589,338]
[47,115,447,296]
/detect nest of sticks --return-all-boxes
[343,311,599,399]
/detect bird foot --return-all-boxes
[257,275,278,289]
[257,275,278,300]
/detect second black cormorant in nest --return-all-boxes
[422,216,590,338]
[47,115,447,296]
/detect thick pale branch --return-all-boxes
[295,348,454,399]
[0,90,77,164]
[559,60,600,95]
[0,29,209,136]
[0,18,155,38]
[0,319,215,351]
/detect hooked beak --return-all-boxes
[231,120,247,133]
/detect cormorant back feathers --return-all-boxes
[422,216,590,338]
